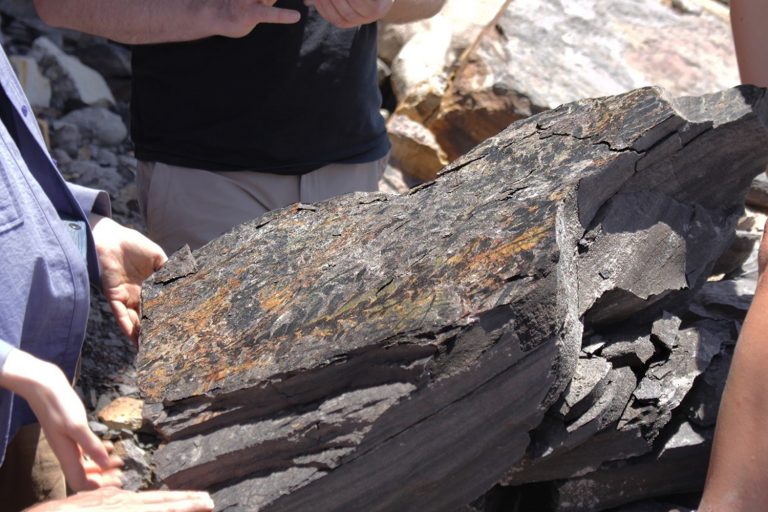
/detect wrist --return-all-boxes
[206,0,243,38]
[91,216,124,257]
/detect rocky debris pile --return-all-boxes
[379,0,739,181]
[138,85,768,511]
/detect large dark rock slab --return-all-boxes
[138,86,768,511]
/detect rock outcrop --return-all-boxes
[139,85,768,511]
[388,0,739,180]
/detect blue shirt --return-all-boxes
[0,46,110,466]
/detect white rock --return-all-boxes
[31,36,115,109]
[378,0,507,65]
[438,0,507,60]
[390,18,452,102]
[378,18,438,65]
[60,106,127,146]
[9,55,51,108]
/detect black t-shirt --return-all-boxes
[130,1,390,174]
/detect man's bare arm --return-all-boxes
[699,223,768,511]
[731,0,768,86]
[305,0,446,28]
[32,0,300,44]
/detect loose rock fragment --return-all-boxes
[97,396,144,432]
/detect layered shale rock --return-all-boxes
[139,86,768,511]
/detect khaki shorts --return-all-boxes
[136,156,389,255]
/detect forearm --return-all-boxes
[700,272,768,510]
[381,0,446,23]
[1,347,122,490]
[730,0,768,86]
[34,0,213,44]
[33,0,299,44]
[0,348,64,402]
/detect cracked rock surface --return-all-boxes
[138,86,768,512]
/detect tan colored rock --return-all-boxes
[383,0,508,181]
[36,118,51,151]
[386,113,448,181]
[425,51,536,162]
[393,72,449,124]
[380,0,508,174]
[97,396,144,432]
[378,164,411,194]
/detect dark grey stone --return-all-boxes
[746,172,768,209]
[138,86,768,512]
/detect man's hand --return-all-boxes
[90,215,167,346]
[214,0,302,38]
[25,486,214,512]
[0,350,124,492]
[304,0,394,28]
